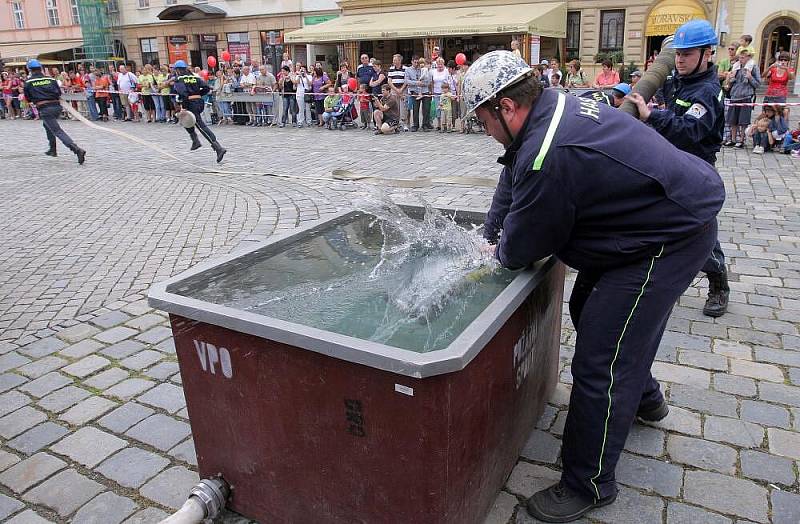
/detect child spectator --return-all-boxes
[322,87,340,129]
[736,35,756,61]
[764,105,789,145]
[781,121,800,155]
[357,84,371,129]
[438,83,453,132]
[747,116,772,154]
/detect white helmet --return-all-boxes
[462,50,533,116]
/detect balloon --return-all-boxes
[200,69,209,80]
[455,53,467,65]
[347,77,358,91]
[207,56,217,68]
[221,50,231,62]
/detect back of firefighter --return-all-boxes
[628,19,728,317]
[171,60,226,163]
[23,59,86,164]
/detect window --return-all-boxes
[70,0,80,24]
[107,0,118,12]
[140,37,159,65]
[566,11,580,60]
[46,0,60,26]
[137,0,149,8]
[11,1,24,29]
[165,0,176,5]
[599,10,625,52]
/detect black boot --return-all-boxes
[44,147,57,157]
[637,398,669,422]
[212,141,226,163]
[703,268,730,317]
[527,482,617,523]
[74,148,86,165]
[189,130,202,151]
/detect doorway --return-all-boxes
[759,16,800,73]
[646,35,666,61]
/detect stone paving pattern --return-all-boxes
[0,116,799,523]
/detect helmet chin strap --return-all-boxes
[689,47,707,76]
[493,103,515,145]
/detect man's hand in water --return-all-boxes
[480,242,496,256]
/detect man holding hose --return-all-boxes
[628,20,729,317]
[23,59,86,164]
[466,50,724,521]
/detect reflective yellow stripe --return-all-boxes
[531,92,566,171]
[675,98,692,107]
[589,245,664,500]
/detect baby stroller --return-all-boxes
[462,114,484,135]
[330,95,358,130]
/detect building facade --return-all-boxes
[0,0,84,64]
[118,0,339,72]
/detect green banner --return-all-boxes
[78,0,113,60]
[303,14,338,26]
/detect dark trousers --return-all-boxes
[282,96,298,124]
[39,104,78,152]
[111,93,122,119]
[412,96,431,129]
[96,97,109,118]
[561,222,717,501]
[700,237,725,275]
[185,100,217,144]
[752,131,772,150]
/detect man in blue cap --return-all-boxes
[22,59,86,164]
[464,50,724,522]
[629,19,729,317]
[578,82,630,108]
[171,60,226,163]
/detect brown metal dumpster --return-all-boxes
[148,206,564,524]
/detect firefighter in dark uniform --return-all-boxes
[464,51,724,522]
[171,60,227,163]
[23,59,86,164]
[629,20,729,317]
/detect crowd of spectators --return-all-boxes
[1,36,796,152]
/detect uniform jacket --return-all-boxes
[647,65,724,164]
[484,88,725,272]
[171,73,210,103]
[23,73,61,104]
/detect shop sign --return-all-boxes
[304,14,338,26]
[529,34,540,66]
[168,35,189,65]
[199,34,217,50]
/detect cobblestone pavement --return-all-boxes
[0,116,799,523]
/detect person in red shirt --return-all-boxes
[764,51,795,117]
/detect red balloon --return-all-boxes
[455,53,467,65]
[207,56,217,68]
[347,77,358,91]
[221,50,231,62]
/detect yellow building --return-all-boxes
[286,0,718,77]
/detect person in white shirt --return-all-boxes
[240,66,256,125]
[117,65,138,121]
[294,63,312,128]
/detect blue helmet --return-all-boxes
[27,59,42,69]
[672,20,718,49]
[612,83,631,96]
[173,60,188,68]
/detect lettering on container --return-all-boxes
[344,399,365,437]
[193,340,233,379]
[512,307,538,389]
[394,384,414,396]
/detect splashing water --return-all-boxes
[176,191,514,353]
